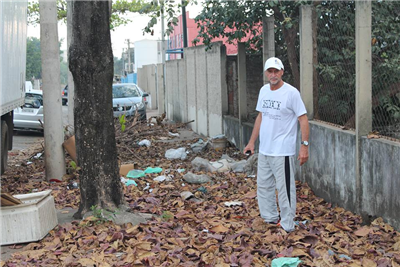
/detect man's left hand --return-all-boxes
[297,146,309,166]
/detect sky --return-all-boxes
[27,3,204,58]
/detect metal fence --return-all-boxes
[371,1,400,139]
[315,1,356,129]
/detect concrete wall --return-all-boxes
[361,137,400,228]
[229,118,400,229]
[164,42,227,137]
[137,65,157,110]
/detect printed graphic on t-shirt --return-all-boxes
[262,99,283,120]
[262,100,281,110]
[262,111,281,121]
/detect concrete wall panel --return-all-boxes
[195,47,208,136]
[361,138,400,229]
[207,43,224,136]
[177,59,187,122]
[185,48,197,132]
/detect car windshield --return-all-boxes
[112,85,141,98]
[25,93,43,106]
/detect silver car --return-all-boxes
[112,83,148,121]
[13,90,44,131]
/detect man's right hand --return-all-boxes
[243,144,254,155]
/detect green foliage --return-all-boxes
[143,0,198,37]
[119,114,126,132]
[26,37,42,80]
[90,205,118,223]
[27,0,157,29]
[161,210,174,221]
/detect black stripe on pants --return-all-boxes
[285,156,291,207]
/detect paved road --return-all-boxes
[12,106,69,151]
[12,106,159,151]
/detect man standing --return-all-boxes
[243,57,309,233]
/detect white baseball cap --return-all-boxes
[264,57,284,71]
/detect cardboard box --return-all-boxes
[120,163,136,176]
[1,190,58,245]
[63,135,77,162]
[63,135,136,176]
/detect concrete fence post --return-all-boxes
[238,43,247,151]
[355,0,372,213]
[40,0,66,181]
[300,5,314,120]
[263,16,275,84]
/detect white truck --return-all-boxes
[1,0,28,173]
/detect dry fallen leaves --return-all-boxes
[1,118,400,266]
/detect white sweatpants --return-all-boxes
[257,154,296,231]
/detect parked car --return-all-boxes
[62,85,68,105]
[112,83,148,121]
[13,90,44,131]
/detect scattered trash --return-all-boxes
[144,167,163,174]
[33,152,42,159]
[190,139,208,153]
[144,183,150,190]
[177,168,185,173]
[211,134,225,140]
[120,177,137,186]
[294,220,308,226]
[247,174,256,178]
[210,159,231,172]
[231,160,247,173]
[126,169,145,179]
[27,161,33,165]
[183,172,211,184]
[244,153,258,175]
[180,191,194,200]
[32,189,39,192]
[271,257,302,267]
[328,249,335,256]
[224,201,243,207]
[49,178,62,183]
[202,229,209,233]
[191,157,216,173]
[197,186,207,194]
[67,182,78,190]
[165,147,187,160]
[154,175,172,182]
[138,139,151,147]
[168,131,180,137]
[339,254,352,260]
[125,180,137,187]
[120,163,136,176]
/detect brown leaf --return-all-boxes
[210,224,230,233]
[354,226,372,237]
[242,191,257,199]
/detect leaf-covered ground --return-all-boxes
[1,119,400,266]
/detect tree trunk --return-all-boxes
[69,0,124,218]
[283,26,300,90]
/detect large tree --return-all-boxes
[69,0,124,218]
[26,37,42,80]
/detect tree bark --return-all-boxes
[283,26,300,90]
[69,0,124,218]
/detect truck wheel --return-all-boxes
[1,121,9,174]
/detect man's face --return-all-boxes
[265,68,284,85]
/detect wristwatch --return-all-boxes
[301,141,309,146]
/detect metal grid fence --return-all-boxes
[371,1,400,139]
[315,1,356,129]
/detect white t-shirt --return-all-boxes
[256,82,307,156]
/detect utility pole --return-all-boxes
[160,0,166,114]
[67,0,74,127]
[126,39,131,73]
[39,0,66,181]
[181,1,188,48]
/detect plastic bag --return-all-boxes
[126,169,145,178]
[165,147,187,160]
